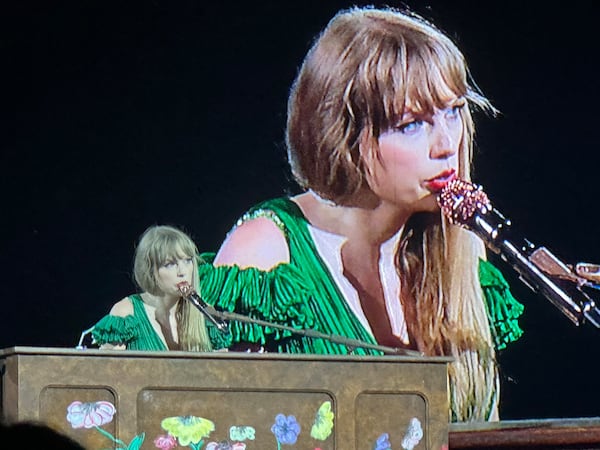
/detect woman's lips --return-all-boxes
[424,169,457,192]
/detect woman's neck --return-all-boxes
[141,292,180,312]
[293,191,409,246]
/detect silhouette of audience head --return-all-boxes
[0,420,86,449]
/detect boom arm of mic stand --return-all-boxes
[438,178,600,328]
[185,293,230,332]
[472,211,600,328]
[207,309,422,357]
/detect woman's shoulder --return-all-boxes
[214,200,292,270]
[91,297,142,347]
[107,295,137,317]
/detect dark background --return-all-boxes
[2,1,599,420]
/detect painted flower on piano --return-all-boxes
[371,417,424,450]
[66,400,145,450]
[154,433,177,450]
[160,415,215,449]
[65,399,337,449]
[310,401,334,440]
[66,400,115,429]
[373,432,392,450]
[271,414,301,447]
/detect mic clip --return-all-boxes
[177,282,229,333]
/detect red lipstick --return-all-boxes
[425,169,457,192]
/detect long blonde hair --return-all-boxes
[134,225,212,352]
[286,6,497,421]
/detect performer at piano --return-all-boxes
[196,6,525,422]
[91,225,230,352]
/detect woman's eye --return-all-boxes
[396,119,422,134]
[446,102,465,119]
[162,260,176,268]
[184,257,193,264]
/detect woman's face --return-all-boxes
[368,94,464,213]
[156,255,195,297]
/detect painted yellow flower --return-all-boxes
[161,416,215,446]
[310,401,334,440]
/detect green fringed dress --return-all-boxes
[91,294,230,351]
[198,197,524,354]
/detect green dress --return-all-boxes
[198,197,524,354]
[91,294,229,351]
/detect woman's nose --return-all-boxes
[430,120,457,160]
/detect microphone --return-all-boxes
[177,282,230,333]
[438,178,600,328]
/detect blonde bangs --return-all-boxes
[150,236,197,266]
[404,44,468,115]
[353,23,472,136]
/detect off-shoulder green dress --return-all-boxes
[91,294,230,351]
[197,197,524,355]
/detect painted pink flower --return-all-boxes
[66,401,116,429]
[154,434,177,450]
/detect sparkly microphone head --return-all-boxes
[177,281,193,297]
[437,178,492,226]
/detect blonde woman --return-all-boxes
[198,6,523,422]
[92,225,227,352]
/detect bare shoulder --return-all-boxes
[214,216,289,270]
[108,296,135,317]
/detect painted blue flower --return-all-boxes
[270,414,301,445]
[373,432,392,450]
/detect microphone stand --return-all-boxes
[440,179,600,328]
[201,307,422,357]
[177,281,421,356]
[471,206,600,327]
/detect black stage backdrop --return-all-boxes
[2,1,599,420]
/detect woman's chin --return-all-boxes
[415,194,440,213]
